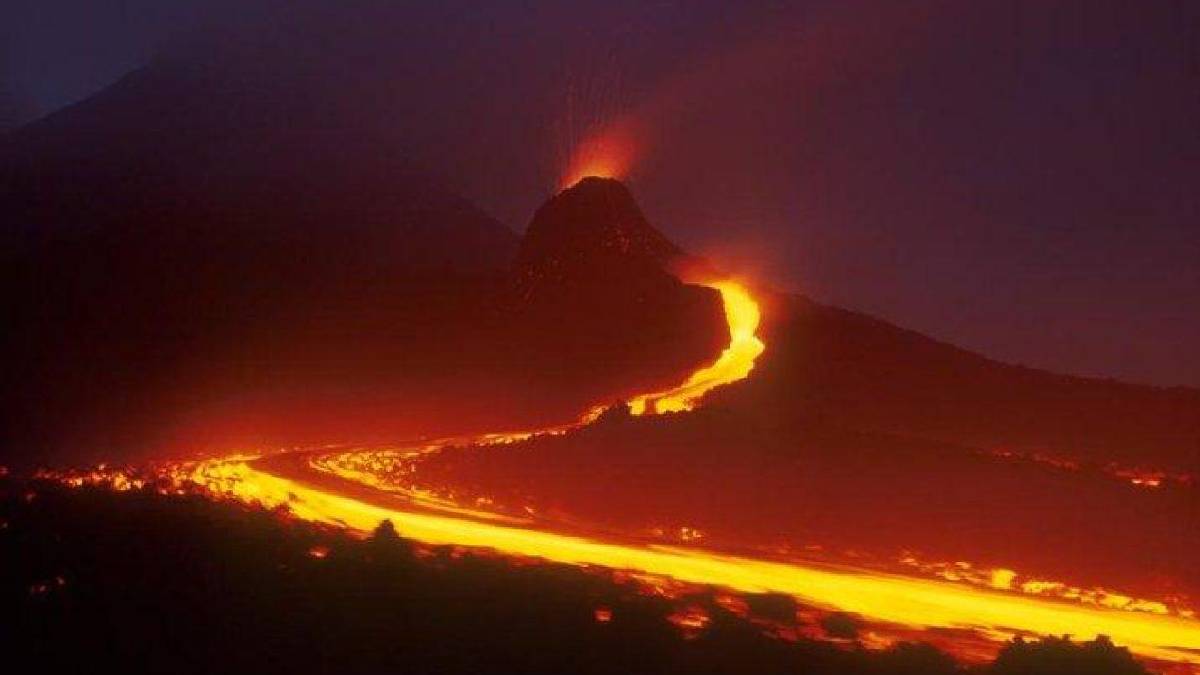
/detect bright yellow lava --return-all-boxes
[181,457,1200,668]
[627,280,766,414]
[49,279,1200,670]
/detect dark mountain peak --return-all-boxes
[513,177,681,298]
[505,176,728,405]
[1,58,517,273]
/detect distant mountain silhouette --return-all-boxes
[1,63,517,272]
[0,60,523,464]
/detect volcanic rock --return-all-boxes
[514,177,680,300]
[507,177,728,401]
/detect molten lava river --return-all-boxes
[44,280,1200,672]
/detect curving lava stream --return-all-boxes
[44,280,1200,671]
[624,280,765,415]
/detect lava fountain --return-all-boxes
[560,123,639,189]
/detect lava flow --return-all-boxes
[625,280,764,415]
[40,278,1200,672]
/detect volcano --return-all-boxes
[508,177,727,404]
[8,4,1199,674]
[0,59,727,466]
[9,133,1200,675]
[400,183,1200,625]
[515,176,682,297]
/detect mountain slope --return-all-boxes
[506,177,728,405]
[0,63,517,271]
[720,292,1200,471]
[0,62,521,464]
[412,289,1200,602]
[0,77,728,464]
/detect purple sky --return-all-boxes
[4,0,1198,387]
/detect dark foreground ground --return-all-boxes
[0,477,1149,675]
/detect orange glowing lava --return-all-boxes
[625,280,765,415]
[896,555,1183,617]
[139,456,1200,667]
[984,448,1196,490]
[38,279,1200,671]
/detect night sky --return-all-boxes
[4,0,1197,387]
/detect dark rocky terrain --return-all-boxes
[0,476,1150,675]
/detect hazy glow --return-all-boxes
[561,126,637,188]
